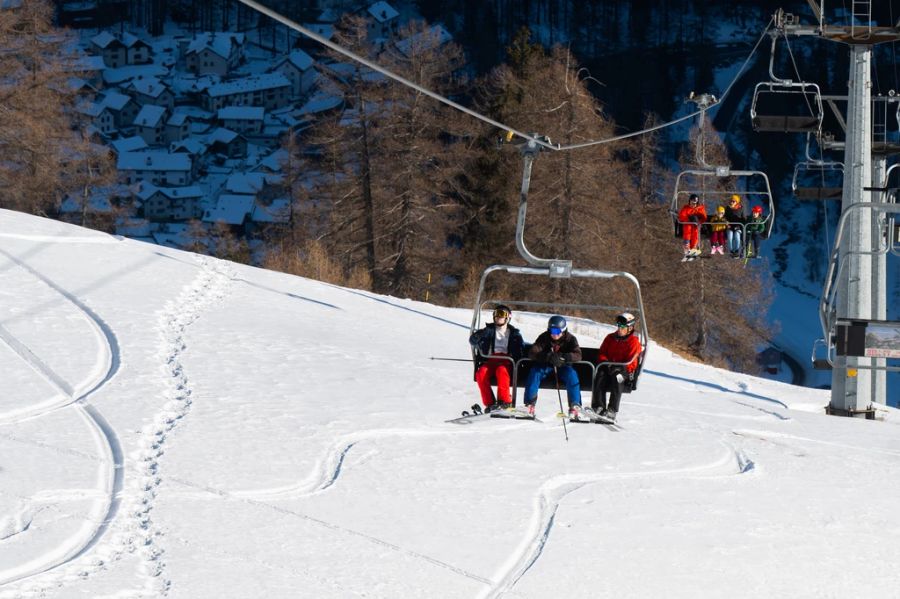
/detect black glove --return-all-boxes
[689,215,699,223]
[548,352,565,368]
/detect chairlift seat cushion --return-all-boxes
[752,115,820,133]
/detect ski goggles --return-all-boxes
[549,327,563,336]
[493,308,510,319]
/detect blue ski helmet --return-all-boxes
[547,315,567,336]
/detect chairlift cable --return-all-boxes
[781,31,817,118]
[236,0,772,152]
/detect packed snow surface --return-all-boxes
[0,209,898,599]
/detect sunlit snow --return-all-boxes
[1,209,899,599]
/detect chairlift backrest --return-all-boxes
[792,160,843,201]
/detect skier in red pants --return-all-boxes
[469,305,525,411]
[678,194,707,258]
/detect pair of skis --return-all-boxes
[557,408,620,428]
[446,404,539,424]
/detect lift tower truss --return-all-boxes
[778,5,900,414]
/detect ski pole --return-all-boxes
[429,357,473,362]
[554,366,569,442]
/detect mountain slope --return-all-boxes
[0,209,898,598]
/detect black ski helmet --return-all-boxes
[547,315,567,334]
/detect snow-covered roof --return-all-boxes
[251,198,290,223]
[277,50,314,72]
[134,104,167,128]
[393,25,452,57]
[170,73,220,94]
[170,138,208,156]
[207,74,290,98]
[139,185,204,201]
[255,149,287,173]
[203,194,254,225]
[167,112,189,127]
[90,31,121,49]
[100,91,131,111]
[119,31,149,49]
[207,128,241,145]
[225,172,275,194]
[117,151,192,172]
[103,64,168,85]
[173,105,214,121]
[111,136,148,154]
[75,101,108,118]
[297,90,342,115]
[303,23,334,41]
[130,76,169,98]
[186,32,245,60]
[218,106,265,121]
[368,1,399,23]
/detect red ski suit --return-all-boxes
[678,203,707,250]
[597,331,642,374]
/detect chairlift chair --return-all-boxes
[792,160,843,201]
[670,168,776,238]
[750,34,824,134]
[470,267,649,406]
[751,81,824,133]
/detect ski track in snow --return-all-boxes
[0,248,118,423]
[0,249,121,591]
[482,441,753,599]
[230,425,534,501]
[0,255,230,599]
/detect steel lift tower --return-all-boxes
[778,2,900,414]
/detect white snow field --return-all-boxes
[1,208,899,599]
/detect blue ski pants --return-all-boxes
[523,364,582,407]
[727,228,742,253]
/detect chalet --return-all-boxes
[133,104,168,146]
[121,32,152,65]
[165,113,191,144]
[224,172,281,199]
[99,91,139,128]
[76,102,115,136]
[170,138,209,158]
[117,151,194,186]
[90,32,126,67]
[90,31,151,67]
[139,184,205,221]
[185,32,245,77]
[217,106,264,135]
[203,194,255,229]
[207,128,247,159]
[128,77,174,110]
[203,74,291,112]
[366,1,399,42]
[272,50,315,97]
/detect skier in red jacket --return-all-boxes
[678,194,707,258]
[590,312,643,422]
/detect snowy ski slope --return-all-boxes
[1,209,899,599]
